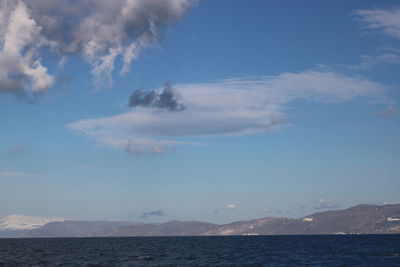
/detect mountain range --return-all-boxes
[1,204,399,238]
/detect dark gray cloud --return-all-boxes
[139,209,166,219]
[129,82,185,111]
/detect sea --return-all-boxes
[0,235,399,266]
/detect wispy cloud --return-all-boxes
[224,204,237,210]
[378,106,396,117]
[67,70,390,154]
[313,199,340,210]
[346,53,400,71]
[0,0,194,94]
[354,6,400,38]
[348,7,400,72]
[0,171,42,178]
[5,145,27,155]
[76,165,96,169]
[262,207,273,213]
[139,209,167,219]
[214,204,237,214]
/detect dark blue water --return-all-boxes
[0,235,399,266]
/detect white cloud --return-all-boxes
[354,7,400,38]
[0,1,53,94]
[0,171,42,177]
[0,0,194,93]
[67,70,389,154]
[224,204,236,210]
[349,7,400,73]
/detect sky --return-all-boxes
[0,0,399,224]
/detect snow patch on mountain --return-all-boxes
[0,215,65,230]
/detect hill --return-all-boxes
[6,204,400,238]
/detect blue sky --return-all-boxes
[0,0,399,223]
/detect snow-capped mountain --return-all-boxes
[0,215,64,230]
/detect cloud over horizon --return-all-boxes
[224,204,237,210]
[139,209,167,219]
[0,0,194,94]
[313,199,341,210]
[67,70,390,154]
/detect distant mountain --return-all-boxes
[4,204,400,238]
[205,204,400,235]
[0,215,64,230]
[274,204,400,235]
[0,214,64,237]
[104,220,218,237]
[203,217,295,236]
[19,221,138,238]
